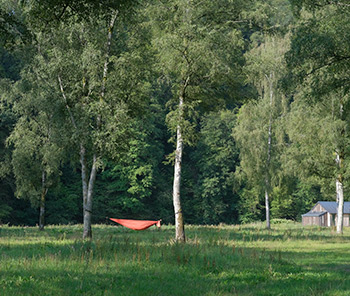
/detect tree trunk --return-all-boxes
[336,177,344,234]
[264,73,273,230]
[80,144,88,219]
[336,150,344,234]
[173,95,185,242]
[39,170,48,231]
[335,99,345,234]
[101,10,118,99]
[80,144,99,240]
[83,154,98,239]
[264,186,270,230]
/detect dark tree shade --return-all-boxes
[28,0,136,26]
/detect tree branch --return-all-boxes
[306,55,350,76]
[55,3,69,21]
[327,1,350,7]
[100,9,119,100]
[58,75,78,130]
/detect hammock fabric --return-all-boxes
[109,218,161,231]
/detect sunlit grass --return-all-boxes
[1,222,350,295]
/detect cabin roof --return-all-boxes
[302,211,327,217]
[315,201,350,214]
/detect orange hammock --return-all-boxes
[109,218,161,231]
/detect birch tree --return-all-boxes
[148,0,247,241]
[284,92,350,233]
[234,35,289,229]
[7,117,62,230]
[4,61,65,230]
[286,4,350,233]
[13,11,131,238]
[54,14,130,239]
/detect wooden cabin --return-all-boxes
[302,201,350,227]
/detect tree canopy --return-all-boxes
[1,0,349,236]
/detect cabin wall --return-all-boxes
[302,216,322,226]
[302,214,329,226]
[302,216,311,226]
[312,204,326,213]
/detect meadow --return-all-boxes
[1,221,350,296]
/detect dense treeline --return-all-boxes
[0,0,349,236]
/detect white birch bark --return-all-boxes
[336,150,344,234]
[264,73,273,230]
[335,98,345,234]
[173,95,185,242]
[264,187,270,230]
[336,177,344,234]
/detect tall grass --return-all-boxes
[1,222,350,295]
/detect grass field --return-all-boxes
[1,221,350,296]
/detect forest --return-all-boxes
[1,0,350,239]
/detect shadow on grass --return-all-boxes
[194,225,350,243]
[1,237,350,295]
[2,225,350,295]
[1,250,350,296]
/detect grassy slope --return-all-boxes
[0,222,350,296]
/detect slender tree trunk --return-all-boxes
[336,149,344,234]
[264,186,270,230]
[264,73,273,230]
[336,176,344,234]
[80,144,99,240]
[101,10,118,99]
[265,120,272,230]
[335,100,345,234]
[83,154,98,239]
[80,144,88,220]
[39,170,48,231]
[173,95,185,242]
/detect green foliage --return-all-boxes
[234,32,291,224]
[4,53,66,205]
[92,98,169,222]
[0,0,31,48]
[191,110,240,224]
[148,0,246,145]
[0,48,22,81]
[285,6,350,96]
[290,182,323,220]
[27,0,135,29]
[243,0,294,37]
[283,90,350,198]
[238,186,264,223]
[0,11,31,223]
[281,4,350,230]
[45,165,82,224]
[270,185,293,219]
[0,100,16,223]
[3,0,349,228]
